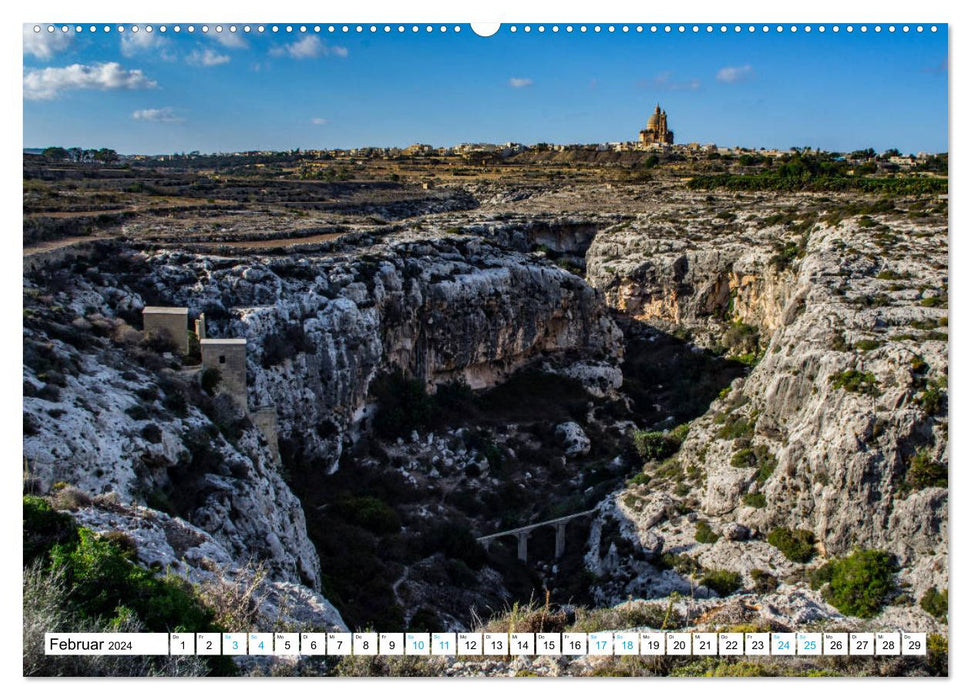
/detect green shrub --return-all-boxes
[22,562,211,677]
[695,521,720,544]
[717,416,755,441]
[23,496,79,564]
[854,339,881,353]
[927,634,948,676]
[419,524,486,570]
[829,369,879,395]
[200,367,221,396]
[627,472,650,487]
[920,587,948,620]
[332,495,401,534]
[731,448,755,468]
[919,380,945,416]
[808,561,834,590]
[907,449,947,490]
[699,569,742,596]
[743,493,767,509]
[767,527,816,563]
[750,568,779,594]
[823,549,898,618]
[731,445,777,482]
[657,552,702,576]
[633,424,688,462]
[722,323,760,355]
[48,529,213,632]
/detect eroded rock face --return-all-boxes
[556,422,591,457]
[585,201,797,349]
[70,499,347,631]
[22,331,323,589]
[585,194,948,607]
[146,234,623,472]
[23,230,624,624]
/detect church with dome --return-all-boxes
[639,104,674,146]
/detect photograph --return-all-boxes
[22,18,948,677]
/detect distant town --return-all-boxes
[25,104,945,173]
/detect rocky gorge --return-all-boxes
[23,175,948,675]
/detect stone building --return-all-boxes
[250,406,281,462]
[639,104,674,146]
[201,338,247,406]
[142,307,189,354]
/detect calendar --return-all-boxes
[43,631,928,657]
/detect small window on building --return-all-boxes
[219,355,226,364]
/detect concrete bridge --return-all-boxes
[477,508,598,563]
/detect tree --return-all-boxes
[95,148,119,164]
[67,147,84,163]
[41,147,69,162]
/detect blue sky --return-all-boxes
[23,24,948,155]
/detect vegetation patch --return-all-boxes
[829,369,879,396]
[815,549,898,618]
[332,495,402,534]
[730,444,777,483]
[633,423,689,461]
[767,527,816,563]
[906,449,947,490]
[742,492,767,509]
[694,521,720,544]
[750,568,779,594]
[687,154,947,196]
[722,322,760,355]
[23,496,232,676]
[699,569,742,597]
[854,339,882,353]
[919,377,946,416]
[920,587,948,620]
[716,415,755,441]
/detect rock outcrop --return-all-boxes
[585,193,948,605]
[145,233,623,472]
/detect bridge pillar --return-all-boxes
[517,532,529,563]
[555,522,567,559]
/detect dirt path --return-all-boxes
[23,234,113,258]
[218,231,346,249]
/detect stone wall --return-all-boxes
[143,307,189,354]
[250,406,280,463]
[201,338,247,405]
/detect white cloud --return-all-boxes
[652,72,700,91]
[716,64,753,83]
[310,117,328,125]
[23,25,72,60]
[509,77,533,88]
[120,29,167,57]
[269,35,348,59]
[24,62,157,100]
[133,107,184,123]
[210,31,248,49]
[187,49,231,67]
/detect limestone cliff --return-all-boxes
[145,234,623,473]
[583,194,948,608]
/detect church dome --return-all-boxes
[647,112,660,128]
